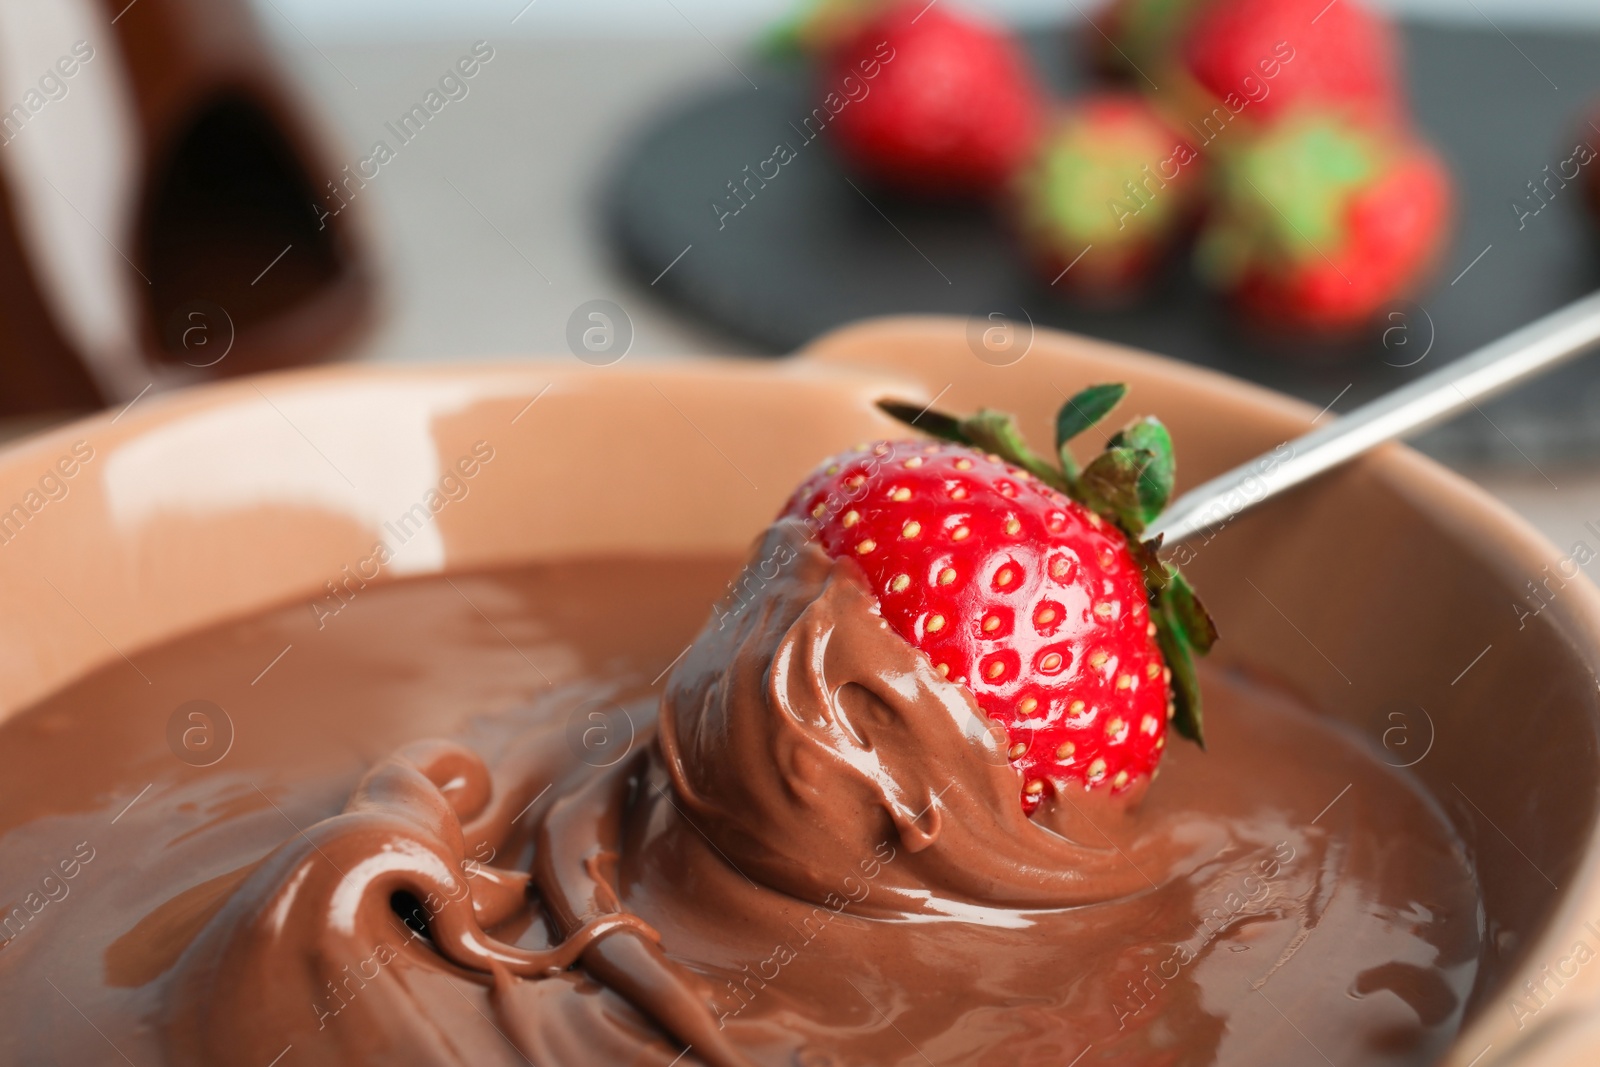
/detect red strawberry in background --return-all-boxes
[1195,113,1452,332]
[1013,94,1205,302]
[779,388,1214,812]
[1178,0,1401,126]
[824,1,1045,199]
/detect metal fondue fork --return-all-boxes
[1147,291,1600,545]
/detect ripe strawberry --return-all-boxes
[1013,94,1205,302]
[1179,0,1401,126]
[824,1,1045,199]
[779,389,1214,812]
[1195,113,1451,332]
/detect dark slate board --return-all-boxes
[606,23,1600,464]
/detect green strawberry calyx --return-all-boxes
[877,386,1216,748]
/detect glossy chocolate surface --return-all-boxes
[0,542,1478,1065]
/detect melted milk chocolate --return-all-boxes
[0,534,1480,1066]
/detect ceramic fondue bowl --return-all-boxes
[1,318,1596,1066]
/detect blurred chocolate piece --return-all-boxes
[0,0,372,417]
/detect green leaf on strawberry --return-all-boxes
[1164,570,1217,654]
[1055,383,1127,457]
[877,403,1073,494]
[1078,446,1154,532]
[957,410,1069,491]
[874,400,969,444]
[1155,594,1205,746]
[1154,571,1215,745]
[1109,417,1175,528]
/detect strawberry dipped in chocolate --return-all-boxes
[778,387,1214,813]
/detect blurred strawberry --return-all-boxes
[1179,0,1401,126]
[1092,0,1205,82]
[1195,114,1452,333]
[825,1,1045,199]
[1014,94,1204,302]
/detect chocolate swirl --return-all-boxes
[161,729,744,1065]
[153,525,1478,1067]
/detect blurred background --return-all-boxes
[2,0,1600,549]
[269,0,1600,35]
[250,0,1600,364]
